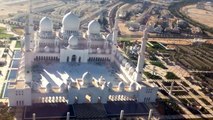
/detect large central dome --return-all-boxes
[62,12,80,32]
[39,17,53,32]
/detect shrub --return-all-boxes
[150,61,167,69]
[144,72,162,79]
[165,72,179,79]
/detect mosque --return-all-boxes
[7,1,158,107]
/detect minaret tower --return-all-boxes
[135,28,148,82]
[25,0,33,51]
[24,0,33,82]
[111,11,119,62]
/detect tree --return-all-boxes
[0,103,15,120]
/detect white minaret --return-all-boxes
[24,0,33,51]
[111,11,119,62]
[135,28,148,82]
[24,0,33,82]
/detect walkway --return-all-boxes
[0,41,16,99]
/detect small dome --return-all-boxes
[98,76,106,84]
[40,17,53,32]
[68,35,78,47]
[62,12,80,31]
[44,46,50,52]
[122,59,127,66]
[128,67,135,74]
[130,82,137,91]
[118,82,125,91]
[107,82,113,88]
[88,20,101,34]
[97,48,101,54]
[82,72,93,84]
[125,63,130,69]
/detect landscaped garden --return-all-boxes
[157,99,185,115]
[165,72,179,79]
[0,102,15,120]
[149,41,165,51]
[0,27,13,39]
[150,61,167,69]
[144,71,162,79]
[172,45,213,71]
[15,41,21,48]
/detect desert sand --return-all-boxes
[181,4,213,28]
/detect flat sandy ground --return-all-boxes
[0,0,61,18]
[0,0,28,18]
[181,4,213,28]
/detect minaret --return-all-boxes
[135,28,148,82]
[25,0,33,51]
[111,11,119,62]
[24,0,33,82]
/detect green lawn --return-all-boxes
[0,102,15,120]
[118,37,132,42]
[0,27,6,32]
[165,72,179,79]
[150,61,167,69]
[0,27,13,39]
[149,41,165,50]
[0,34,13,39]
[15,41,21,48]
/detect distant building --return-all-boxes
[154,25,163,34]
[197,2,205,9]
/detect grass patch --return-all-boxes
[15,41,21,48]
[149,41,165,50]
[12,28,24,36]
[150,61,167,69]
[0,27,13,39]
[0,102,15,119]
[165,72,179,79]
[118,36,132,42]
[0,27,6,33]
[144,72,162,79]
[199,98,211,105]
[149,54,158,61]
[0,33,13,39]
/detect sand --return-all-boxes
[0,0,28,18]
[181,4,213,28]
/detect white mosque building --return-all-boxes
[7,1,158,107]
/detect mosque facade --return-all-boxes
[7,1,158,106]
